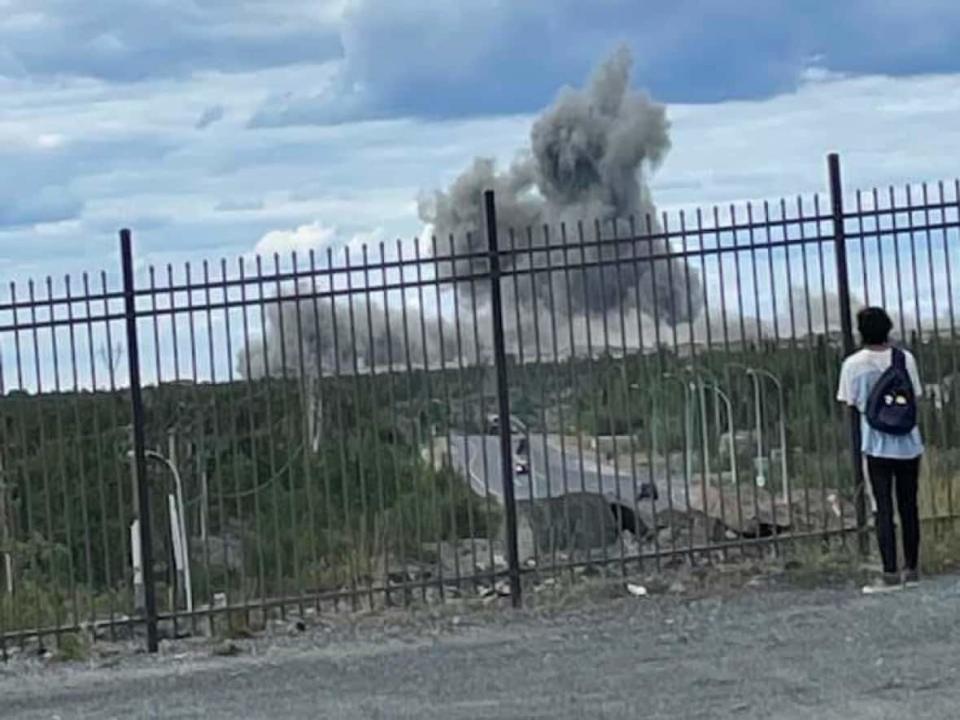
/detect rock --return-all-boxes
[506,492,650,563]
[92,617,137,642]
[620,530,642,557]
[385,559,444,588]
[211,641,244,657]
[402,539,505,581]
[653,508,730,546]
[533,577,558,593]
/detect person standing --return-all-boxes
[837,307,923,594]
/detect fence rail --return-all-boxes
[1,153,959,657]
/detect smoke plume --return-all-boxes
[420,45,704,325]
[239,293,473,379]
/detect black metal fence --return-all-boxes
[1,154,959,656]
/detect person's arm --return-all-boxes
[836,359,856,407]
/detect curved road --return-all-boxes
[447,433,693,511]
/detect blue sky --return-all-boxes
[1,0,959,285]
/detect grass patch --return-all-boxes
[919,448,960,520]
[919,517,960,575]
[53,631,91,663]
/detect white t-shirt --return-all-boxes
[836,347,924,459]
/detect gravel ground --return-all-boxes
[3,569,960,719]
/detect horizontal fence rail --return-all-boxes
[1,154,959,657]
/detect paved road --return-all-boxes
[5,573,960,718]
[448,433,690,509]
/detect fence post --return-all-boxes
[827,154,869,555]
[120,229,159,652]
[484,190,522,608]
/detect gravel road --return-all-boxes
[3,571,960,719]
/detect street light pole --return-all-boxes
[704,384,738,488]
[144,449,193,616]
[725,363,767,491]
[680,367,719,488]
[749,368,790,507]
[660,375,694,490]
[748,371,765,488]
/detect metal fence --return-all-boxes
[1,153,959,657]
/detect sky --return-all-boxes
[1,0,959,288]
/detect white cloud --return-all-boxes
[345,227,386,255]
[655,70,960,211]
[255,221,337,257]
[1,60,959,288]
[35,132,65,148]
[252,223,390,269]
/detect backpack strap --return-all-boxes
[891,346,906,369]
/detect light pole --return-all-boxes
[129,446,193,616]
[726,363,790,505]
[702,383,737,488]
[748,368,789,507]
[724,362,764,489]
[657,375,695,490]
[680,366,721,488]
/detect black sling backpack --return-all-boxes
[864,347,917,435]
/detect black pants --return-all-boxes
[865,455,921,574]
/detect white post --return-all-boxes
[684,384,693,489]
[130,519,144,613]
[146,444,194,616]
[750,372,766,488]
[3,555,11,595]
[168,493,184,602]
[200,470,209,544]
[172,482,192,615]
[749,369,790,506]
[168,437,193,616]
[775,382,789,506]
[167,493,193,614]
[695,379,711,486]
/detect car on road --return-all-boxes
[514,437,529,475]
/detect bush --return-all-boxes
[379,465,502,561]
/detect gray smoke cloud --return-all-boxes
[419,45,704,325]
[239,292,475,380]
[242,45,712,398]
